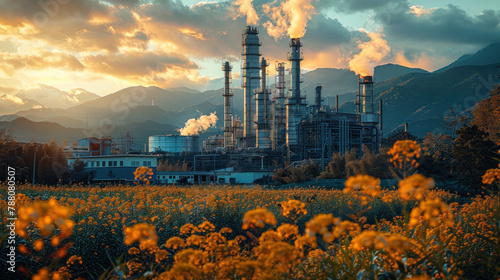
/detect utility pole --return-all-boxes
[32,142,37,186]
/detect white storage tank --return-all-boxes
[148,135,199,153]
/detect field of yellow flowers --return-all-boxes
[1,140,499,279]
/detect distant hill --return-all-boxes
[436,42,500,72]
[0,85,99,115]
[374,64,429,82]
[15,85,99,108]
[373,64,500,136]
[0,117,177,150]
[0,117,84,143]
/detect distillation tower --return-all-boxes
[272,62,287,150]
[241,26,261,148]
[222,61,234,148]
[254,57,272,149]
[285,38,307,156]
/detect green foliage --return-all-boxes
[272,160,321,185]
[452,125,497,192]
[320,147,391,179]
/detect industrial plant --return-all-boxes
[67,25,383,184]
[189,25,382,171]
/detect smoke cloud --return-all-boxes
[179,112,218,136]
[1,94,25,105]
[233,0,259,26]
[263,0,316,40]
[348,30,391,76]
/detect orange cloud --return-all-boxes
[349,30,391,76]
[409,5,437,17]
[179,28,207,41]
[233,0,259,26]
[262,0,316,40]
[394,52,445,72]
[1,94,24,105]
[0,51,84,75]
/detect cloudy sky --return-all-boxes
[0,0,498,96]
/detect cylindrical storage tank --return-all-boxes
[185,136,200,153]
[148,135,190,153]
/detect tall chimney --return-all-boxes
[379,99,383,148]
[289,38,302,102]
[255,57,271,149]
[286,38,307,149]
[222,60,234,148]
[272,62,287,150]
[359,75,378,124]
[336,94,339,112]
[241,26,261,148]
[315,84,323,110]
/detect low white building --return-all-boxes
[67,154,158,183]
[156,168,272,185]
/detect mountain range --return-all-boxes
[1,42,499,147]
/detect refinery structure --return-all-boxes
[222,26,377,161]
[149,25,381,171]
[68,25,383,182]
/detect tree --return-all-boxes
[385,130,420,147]
[319,153,346,179]
[272,160,320,185]
[420,133,456,185]
[473,84,500,142]
[452,125,498,193]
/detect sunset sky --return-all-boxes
[0,0,498,96]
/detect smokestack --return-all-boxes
[222,61,234,148]
[289,38,303,101]
[314,84,323,109]
[359,75,378,124]
[272,62,287,150]
[379,99,383,147]
[286,37,307,150]
[241,26,261,148]
[336,94,339,112]
[404,123,408,132]
[255,57,271,149]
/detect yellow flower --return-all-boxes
[387,140,421,168]
[242,208,277,230]
[16,198,74,238]
[409,198,454,228]
[280,199,307,220]
[123,223,158,250]
[399,174,434,200]
[220,227,233,234]
[156,249,169,263]
[344,175,381,197]
[350,230,386,251]
[198,220,216,233]
[482,168,500,185]
[128,247,140,255]
[259,230,282,243]
[294,234,317,251]
[32,268,50,280]
[159,263,202,280]
[277,224,299,240]
[174,249,208,267]
[305,214,342,243]
[180,223,200,235]
[255,241,300,273]
[34,238,44,251]
[133,166,154,185]
[186,234,205,247]
[308,249,325,259]
[165,236,185,250]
